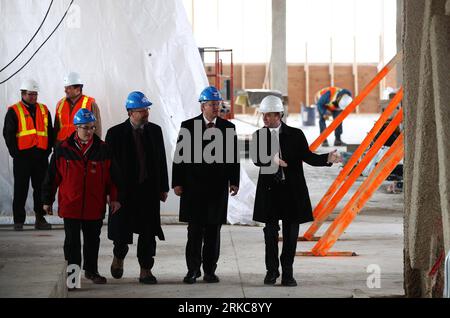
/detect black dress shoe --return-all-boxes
[264,271,280,285]
[183,270,201,284]
[203,273,220,283]
[281,276,297,287]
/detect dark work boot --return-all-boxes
[139,268,157,284]
[85,271,107,284]
[334,138,347,146]
[35,214,52,230]
[110,256,124,279]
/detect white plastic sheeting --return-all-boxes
[0,0,256,224]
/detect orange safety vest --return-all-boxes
[318,87,341,111]
[56,95,94,141]
[9,102,49,150]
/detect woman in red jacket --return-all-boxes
[42,109,120,287]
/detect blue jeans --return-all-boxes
[319,109,343,139]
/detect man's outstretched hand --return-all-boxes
[327,149,343,164]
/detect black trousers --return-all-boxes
[63,218,103,273]
[263,221,300,277]
[113,234,156,269]
[185,223,222,274]
[12,155,48,224]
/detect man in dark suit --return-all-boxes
[172,86,240,284]
[251,95,342,287]
[106,91,169,284]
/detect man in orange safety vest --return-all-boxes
[3,79,54,231]
[54,72,102,144]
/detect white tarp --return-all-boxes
[0,0,256,224]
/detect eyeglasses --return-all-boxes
[204,102,222,108]
[77,125,96,131]
[26,92,38,96]
[131,108,149,113]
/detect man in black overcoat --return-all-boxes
[251,95,342,287]
[172,86,240,284]
[106,91,169,284]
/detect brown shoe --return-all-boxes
[111,257,124,279]
[139,268,157,284]
[85,271,107,284]
[35,215,52,230]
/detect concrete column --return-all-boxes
[431,14,450,265]
[404,0,449,298]
[270,0,287,97]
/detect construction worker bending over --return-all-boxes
[3,79,54,231]
[172,86,240,284]
[106,91,169,285]
[54,72,102,145]
[251,95,342,287]
[42,109,120,288]
[315,86,352,146]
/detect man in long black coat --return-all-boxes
[106,91,169,284]
[172,86,240,284]
[251,96,341,287]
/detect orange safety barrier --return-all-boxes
[301,89,403,241]
[293,53,404,255]
[309,52,402,151]
[308,133,404,256]
[301,108,403,243]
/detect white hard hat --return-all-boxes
[64,71,83,86]
[259,95,284,113]
[20,79,39,92]
[338,94,353,109]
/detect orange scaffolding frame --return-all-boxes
[294,52,403,256]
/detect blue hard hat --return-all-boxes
[198,86,223,102]
[73,108,96,125]
[126,91,152,110]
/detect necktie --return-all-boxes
[133,128,148,184]
[271,130,284,183]
[207,122,215,129]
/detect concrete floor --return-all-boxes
[0,155,404,298]
[0,214,403,298]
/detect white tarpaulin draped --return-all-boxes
[0,0,256,224]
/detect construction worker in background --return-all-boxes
[42,109,120,288]
[251,95,342,287]
[172,86,240,284]
[315,86,353,147]
[218,103,230,119]
[3,79,54,231]
[106,91,169,285]
[54,72,102,144]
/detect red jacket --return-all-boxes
[42,133,118,220]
